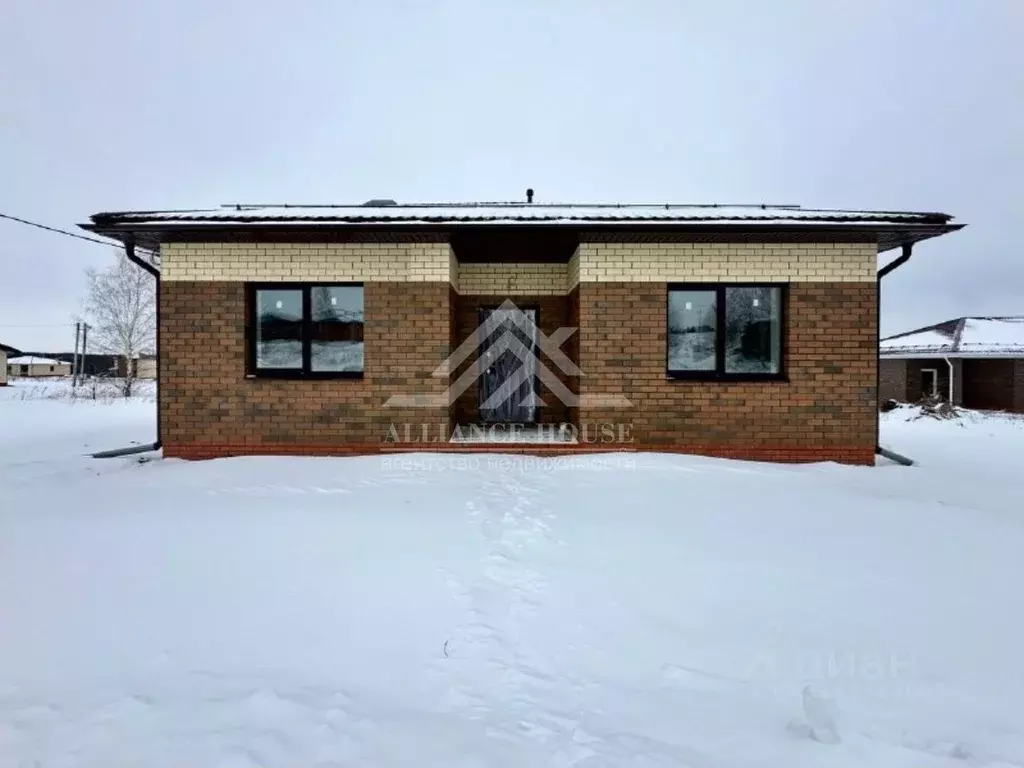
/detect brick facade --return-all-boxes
[881,356,1024,413]
[575,282,877,464]
[1016,360,1024,413]
[160,281,451,458]
[457,264,570,295]
[158,234,881,465]
[162,239,453,283]
[879,358,908,403]
[906,359,961,404]
[575,236,876,283]
[962,359,1016,411]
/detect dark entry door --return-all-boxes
[478,307,538,423]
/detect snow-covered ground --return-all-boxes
[0,376,157,403]
[1,396,1023,767]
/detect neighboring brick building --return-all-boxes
[881,316,1024,412]
[83,201,962,465]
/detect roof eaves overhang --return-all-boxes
[79,220,965,256]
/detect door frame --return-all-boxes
[921,367,938,398]
[477,303,541,425]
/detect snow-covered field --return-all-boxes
[1,393,1023,767]
[0,377,157,403]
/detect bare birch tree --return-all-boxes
[84,250,156,397]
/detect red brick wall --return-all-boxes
[1015,360,1024,413]
[574,282,878,464]
[160,281,451,458]
[962,359,1016,411]
[903,359,961,404]
[879,359,907,403]
[161,279,879,465]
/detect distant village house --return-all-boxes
[6,355,72,378]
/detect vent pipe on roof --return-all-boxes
[526,188,534,204]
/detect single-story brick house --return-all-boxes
[881,316,1024,411]
[81,201,962,465]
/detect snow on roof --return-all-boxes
[881,329,955,352]
[960,318,1024,352]
[882,316,1024,358]
[91,203,954,227]
[7,355,68,366]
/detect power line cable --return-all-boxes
[0,212,157,254]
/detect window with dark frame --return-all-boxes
[250,284,364,377]
[667,284,785,379]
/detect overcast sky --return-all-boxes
[1,0,1020,349]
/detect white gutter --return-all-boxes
[881,351,1024,359]
[944,357,955,403]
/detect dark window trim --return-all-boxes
[665,282,788,382]
[246,281,365,380]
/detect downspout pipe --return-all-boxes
[943,356,954,404]
[92,237,162,458]
[876,243,914,466]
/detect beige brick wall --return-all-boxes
[568,248,580,290]
[160,239,875,286]
[449,246,459,292]
[576,241,876,282]
[162,242,455,282]
[456,263,569,295]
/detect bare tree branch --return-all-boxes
[83,250,156,397]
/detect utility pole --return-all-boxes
[80,323,88,383]
[72,322,81,387]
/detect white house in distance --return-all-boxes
[6,355,72,378]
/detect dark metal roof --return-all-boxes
[881,316,1024,358]
[88,202,955,226]
[79,201,964,256]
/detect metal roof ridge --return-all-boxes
[202,202,948,216]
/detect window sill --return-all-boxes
[666,372,789,383]
[247,371,365,380]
